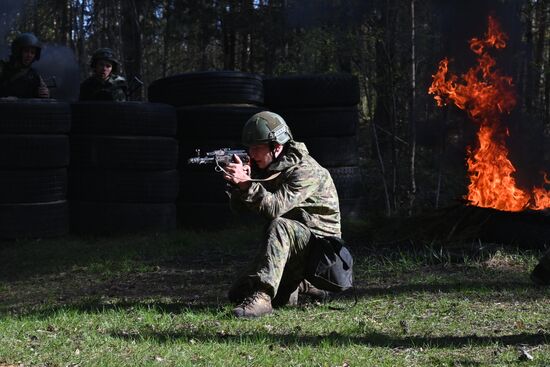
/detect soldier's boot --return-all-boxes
[531,263,550,285]
[233,291,273,318]
[272,283,299,308]
[299,280,332,302]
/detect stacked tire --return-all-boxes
[0,99,70,238]
[148,71,264,227]
[264,74,366,219]
[69,102,178,234]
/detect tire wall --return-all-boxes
[148,72,265,227]
[69,101,178,234]
[0,99,70,238]
[265,74,366,219]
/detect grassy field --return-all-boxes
[0,220,549,366]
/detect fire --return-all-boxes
[429,16,550,211]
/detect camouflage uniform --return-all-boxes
[228,140,341,304]
[0,33,46,99]
[79,74,127,101]
[0,60,44,98]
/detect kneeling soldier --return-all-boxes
[224,111,341,318]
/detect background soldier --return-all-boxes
[79,48,127,101]
[0,32,50,98]
[224,111,341,318]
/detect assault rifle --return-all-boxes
[188,148,249,169]
[188,148,281,182]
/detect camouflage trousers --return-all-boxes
[228,217,313,305]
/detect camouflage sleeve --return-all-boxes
[112,76,128,101]
[238,165,320,219]
[112,88,127,102]
[228,187,249,214]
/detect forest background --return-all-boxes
[0,0,548,217]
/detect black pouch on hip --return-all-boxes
[306,236,353,292]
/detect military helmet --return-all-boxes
[11,32,42,61]
[242,111,293,147]
[90,48,119,72]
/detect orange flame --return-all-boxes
[429,16,550,211]
[532,173,550,210]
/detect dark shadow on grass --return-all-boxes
[109,328,550,348]
[4,277,550,319]
[4,300,228,319]
[353,280,537,298]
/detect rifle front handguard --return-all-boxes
[188,148,250,166]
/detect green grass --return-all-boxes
[1,223,549,366]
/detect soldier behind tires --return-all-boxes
[224,111,342,318]
[0,32,50,99]
[79,48,128,102]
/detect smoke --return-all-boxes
[33,45,81,102]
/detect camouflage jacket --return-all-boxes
[79,74,128,101]
[230,140,341,237]
[0,60,43,98]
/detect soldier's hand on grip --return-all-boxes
[223,154,252,191]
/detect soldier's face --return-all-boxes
[94,60,113,80]
[249,143,283,169]
[21,46,37,66]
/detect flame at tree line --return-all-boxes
[429,16,550,212]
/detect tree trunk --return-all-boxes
[533,0,548,119]
[120,0,144,99]
[59,0,69,46]
[408,0,417,215]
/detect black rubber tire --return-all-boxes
[301,136,359,167]
[180,166,365,203]
[181,137,358,168]
[70,202,176,234]
[0,200,68,238]
[69,169,179,203]
[177,105,263,139]
[148,71,264,107]
[0,99,71,133]
[0,168,67,203]
[264,73,360,107]
[179,168,231,203]
[71,102,177,136]
[339,198,367,220]
[271,107,358,138]
[177,201,259,229]
[70,135,178,170]
[328,166,365,200]
[0,135,69,168]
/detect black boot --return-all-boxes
[531,263,550,285]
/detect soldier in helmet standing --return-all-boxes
[0,32,50,98]
[79,48,127,101]
[223,111,341,318]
